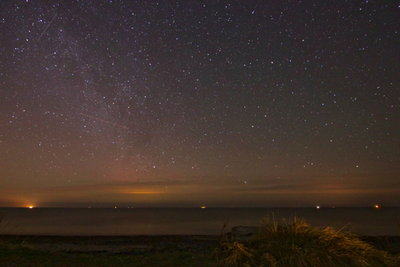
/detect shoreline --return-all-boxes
[1,234,400,254]
[0,235,220,254]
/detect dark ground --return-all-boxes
[0,235,399,266]
[0,235,218,266]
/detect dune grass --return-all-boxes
[216,217,400,267]
[1,215,399,266]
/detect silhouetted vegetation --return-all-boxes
[0,218,399,266]
[216,217,400,267]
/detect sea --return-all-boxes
[0,207,399,236]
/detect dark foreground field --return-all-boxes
[0,235,218,266]
[1,235,400,267]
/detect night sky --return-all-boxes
[0,0,399,208]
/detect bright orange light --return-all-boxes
[27,205,34,209]
[200,205,206,209]
[373,204,381,209]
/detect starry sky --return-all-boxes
[0,0,399,208]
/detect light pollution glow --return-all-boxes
[1,177,398,208]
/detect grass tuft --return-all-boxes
[216,216,398,267]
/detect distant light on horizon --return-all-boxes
[373,204,381,209]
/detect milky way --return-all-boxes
[0,1,399,207]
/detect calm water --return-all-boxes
[0,208,399,236]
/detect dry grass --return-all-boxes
[216,217,399,267]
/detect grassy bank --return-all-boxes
[1,218,400,266]
[217,217,400,266]
[1,235,400,267]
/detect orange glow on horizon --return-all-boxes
[128,191,163,195]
